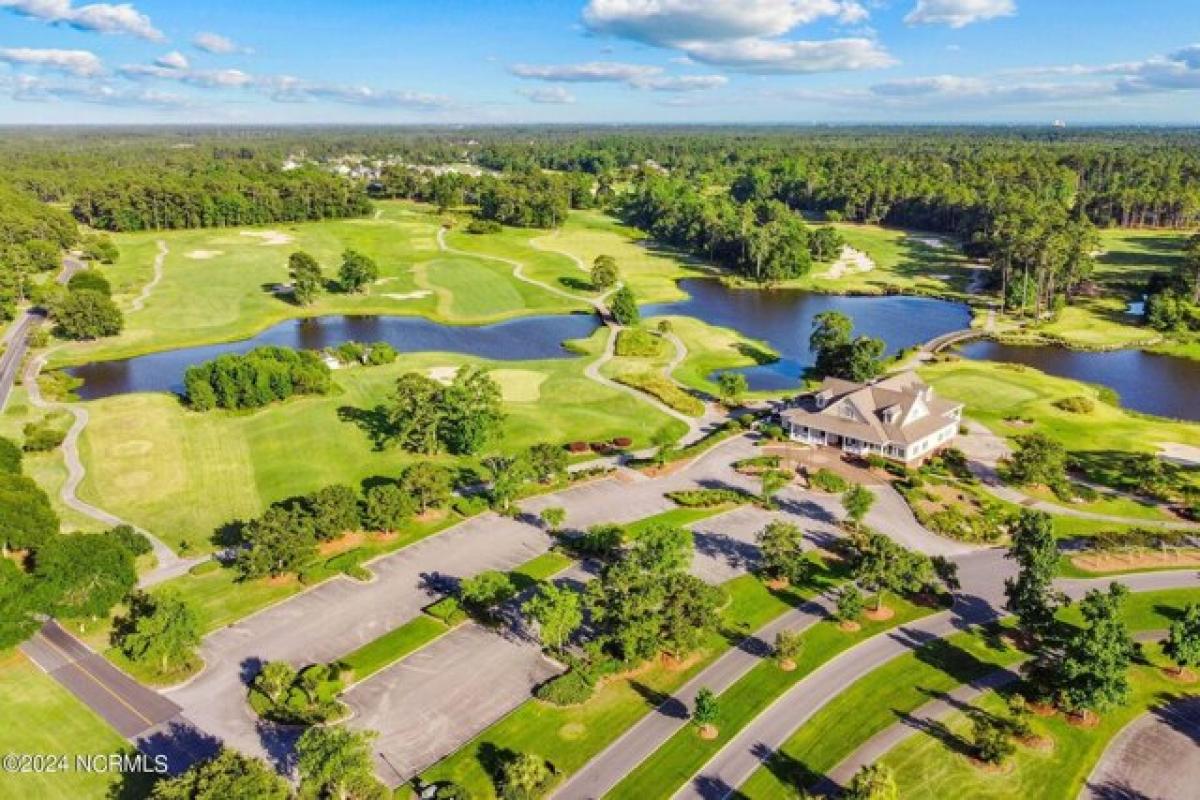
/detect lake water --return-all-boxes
[958,340,1200,422]
[69,281,975,400]
[69,313,601,399]
[645,279,974,391]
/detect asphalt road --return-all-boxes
[674,567,1200,800]
[1082,696,1200,800]
[20,620,181,739]
[0,255,84,411]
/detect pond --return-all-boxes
[958,340,1200,422]
[67,280,975,399]
[68,313,601,399]
[644,279,974,391]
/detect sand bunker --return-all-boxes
[428,366,459,385]
[823,246,875,279]
[912,236,948,249]
[240,230,295,246]
[185,249,223,260]
[1158,442,1200,467]
[383,290,433,301]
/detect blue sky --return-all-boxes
[1,0,1199,124]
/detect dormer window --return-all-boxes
[815,390,831,409]
[882,406,899,424]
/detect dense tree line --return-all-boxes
[1145,233,1200,333]
[232,462,455,579]
[184,346,332,411]
[70,165,371,232]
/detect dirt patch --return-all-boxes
[839,620,862,632]
[1158,442,1200,467]
[318,531,365,557]
[865,605,895,621]
[823,245,875,279]
[1163,666,1198,684]
[698,724,719,740]
[558,722,586,741]
[765,577,790,591]
[1019,734,1055,752]
[659,651,703,673]
[415,508,447,524]
[778,658,797,672]
[1067,710,1100,729]
[966,756,1013,774]
[383,290,433,300]
[184,249,223,260]
[1071,550,1200,573]
[240,230,295,246]
[263,574,298,588]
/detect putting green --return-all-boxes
[489,369,548,402]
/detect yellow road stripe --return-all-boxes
[35,630,156,730]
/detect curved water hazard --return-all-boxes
[66,281,975,399]
[645,279,974,391]
[959,340,1200,422]
[68,313,601,399]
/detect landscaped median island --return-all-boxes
[878,588,1200,800]
[604,594,937,800]
[739,586,1200,799]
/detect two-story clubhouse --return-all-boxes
[780,372,963,465]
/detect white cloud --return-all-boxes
[510,61,660,83]
[121,63,254,88]
[154,50,189,70]
[0,0,162,40]
[0,47,103,76]
[581,0,890,75]
[516,86,576,104]
[684,37,894,73]
[119,59,452,109]
[192,32,250,55]
[510,60,726,92]
[905,0,1015,28]
[583,0,859,45]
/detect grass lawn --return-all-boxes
[742,587,1200,799]
[49,203,706,368]
[650,315,779,398]
[921,358,1200,467]
[0,387,106,533]
[990,228,1193,351]
[882,643,1198,800]
[769,223,977,298]
[605,595,934,800]
[418,569,837,797]
[531,211,703,305]
[341,615,452,684]
[739,630,1025,798]
[75,351,684,551]
[0,651,148,799]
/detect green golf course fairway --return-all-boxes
[75,351,687,551]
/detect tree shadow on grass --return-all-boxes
[559,276,594,292]
[752,741,822,796]
[337,405,394,450]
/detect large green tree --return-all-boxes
[150,748,289,800]
[113,590,201,674]
[1057,583,1135,716]
[288,250,323,305]
[296,725,387,800]
[1003,510,1061,638]
[34,533,136,619]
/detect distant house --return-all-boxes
[780,372,963,465]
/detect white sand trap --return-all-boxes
[932,274,953,280]
[185,249,223,260]
[912,236,948,249]
[428,366,459,385]
[240,230,295,246]
[823,246,875,279]
[384,290,433,301]
[1158,442,1200,467]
